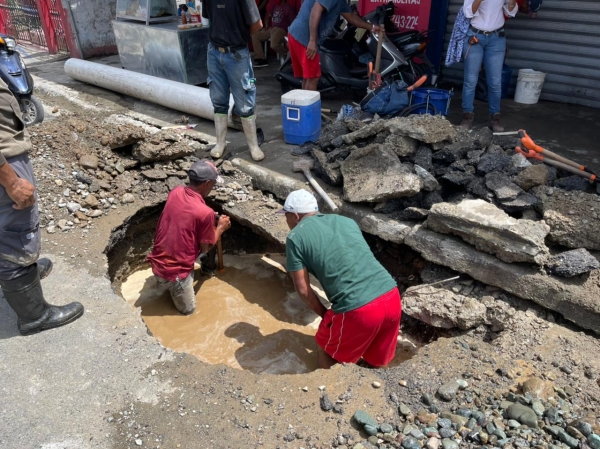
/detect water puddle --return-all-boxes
[121,254,419,375]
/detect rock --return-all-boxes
[422,393,435,406]
[574,421,593,438]
[509,153,532,175]
[437,380,460,401]
[547,248,600,277]
[399,403,412,416]
[141,169,168,181]
[485,172,523,201]
[555,175,591,192]
[132,136,195,163]
[441,438,459,449]
[403,285,486,330]
[508,419,521,429]
[514,165,549,191]
[588,434,600,449]
[354,410,378,428]
[427,437,440,449]
[364,424,378,436]
[312,149,343,186]
[396,207,430,221]
[320,393,333,411]
[390,135,418,157]
[402,436,421,449]
[437,419,452,429]
[340,145,422,202]
[521,377,555,400]
[507,403,538,428]
[477,154,511,175]
[121,193,135,204]
[415,165,439,192]
[414,146,433,171]
[66,202,81,213]
[533,187,600,250]
[166,176,186,191]
[387,115,457,144]
[558,430,580,448]
[499,191,539,213]
[441,171,475,187]
[411,429,426,440]
[221,160,236,174]
[426,199,550,264]
[81,194,99,209]
[404,225,600,335]
[57,219,69,230]
[456,379,468,390]
[86,210,103,218]
[79,154,99,170]
[135,439,142,446]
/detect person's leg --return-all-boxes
[361,288,402,368]
[304,78,319,91]
[270,27,288,59]
[207,44,231,158]
[461,31,485,127]
[316,344,338,369]
[168,272,196,315]
[287,33,305,85]
[483,32,507,131]
[252,28,270,62]
[225,48,264,161]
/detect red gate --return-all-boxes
[0,0,70,53]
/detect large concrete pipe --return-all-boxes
[64,59,237,128]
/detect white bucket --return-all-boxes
[514,69,546,104]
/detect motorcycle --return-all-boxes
[275,2,433,94]
[0,33,45,126]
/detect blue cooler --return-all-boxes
[281,90,321,145]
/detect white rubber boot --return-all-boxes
[210,113,228,159]
[241,115,265,162]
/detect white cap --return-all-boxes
[277,189,319,214]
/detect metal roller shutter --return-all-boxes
[442,0,600,109]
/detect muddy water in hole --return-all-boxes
[121,254,419,375]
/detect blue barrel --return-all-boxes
[410,88,454,116]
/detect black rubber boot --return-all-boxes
[37,258,53,280]
[0,267,84,336]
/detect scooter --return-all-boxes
[275,2,432,94]
[0,33,45,126]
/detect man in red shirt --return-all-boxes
[252,0,297,67]
[147,160,231,315]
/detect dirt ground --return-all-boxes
[1,61,600,449]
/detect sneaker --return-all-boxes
[460,112,474,129]
[489,113,504,132]
[254,58,268,67]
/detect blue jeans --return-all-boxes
[207,43,256,117]
[462,30,506,115]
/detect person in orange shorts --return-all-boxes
[278,190,402,369]
[287,0,380,90]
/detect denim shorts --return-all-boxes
[207,43,256,117]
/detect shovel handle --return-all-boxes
[519,130,587,171]
[217,238,224,272]
[303,169,339,212]
[516,145,596,182]
[407,75,428,92]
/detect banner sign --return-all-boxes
[358,0,433,32]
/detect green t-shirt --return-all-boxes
[286,214,397,313]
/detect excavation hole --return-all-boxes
[106,202,425,375]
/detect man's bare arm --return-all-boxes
[0,159,35,210]
[290,268,327,317]
[307,2,325,59]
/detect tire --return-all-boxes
[20,95,44,126]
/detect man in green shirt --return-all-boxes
[279,189,402,369]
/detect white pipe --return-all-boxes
[64,59,237,128]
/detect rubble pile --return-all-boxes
[307,115,600,335]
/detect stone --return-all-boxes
[422,393,435,406]
[364,424,378,436]
[354,410,378,428]
[81,194,99,209]
[132,135,195,163]
[514,165,550,191]
[121,193,135,204]
[403,285,486,330]
[554,175,591,192]
[402,436,421,449]
[166,176,186,191]
[437,419,452,429]
[441,171,475,187]
[312,149,343,186]
[507,403,538,428]
[437,380,460,401]
[533,187,600,250]
[486,172,524,201]
[509,153,532,174]
[79,154,99,170]
[340,145,422,202]
[405,225,600,335]
[381,423,394,434]
[574,421,593,438]
[86,209,103,218]
[441,438,459,449]
[588,434,600,449]
[320,393,333,411]
[141,169,168,181]
[500,191,539,213]
[558,430,580,448]
[66,202,81,213]
[411,429,426,440]
[531,400,545,416]
[477,154,511,175]
[387,115,457,144]
[396,207,430,221]
[547,249,600,277]
[415,165,440,192]
[390,135,418,157]
[427,437,441,449]
[414,146,433,171]
[439,428,454,439]
[426,199,550,264]
[423,191,444,210]
[399,403,412,416]
[372,381,382,388]
[456,379,468,390]
[221,160,236,174]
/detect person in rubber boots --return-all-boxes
[0,78,84,336]
[203,0,266,161]
[279,189,402,369]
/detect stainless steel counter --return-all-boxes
[112,21,209,85]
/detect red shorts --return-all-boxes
[315,287,402,367]
[288,33,321,79]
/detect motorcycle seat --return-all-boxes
[320,39,351,55]
[390,31,419,45]
[349,67,368,77]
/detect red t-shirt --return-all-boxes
[147,186,216,282]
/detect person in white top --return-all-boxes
[460,0,517,132]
